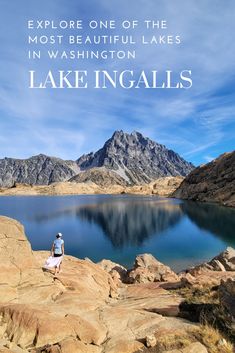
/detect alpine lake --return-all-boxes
[0,194,234,272]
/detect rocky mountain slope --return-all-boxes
[173,151,235,207]
[69,167,129,187]
[0,131,194,188]
[77,130,194,184]
[0,216,234,353]
[0,154,79,188]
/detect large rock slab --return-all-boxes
[0,216,48,302]
[0,216,209,353]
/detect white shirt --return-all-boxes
[54,238,64,254]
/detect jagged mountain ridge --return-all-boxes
[0,154,79,188]
[0,131,194,187]
[77,130,194,184]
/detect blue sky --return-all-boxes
[0,0,235,165]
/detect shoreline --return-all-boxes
[0,177,183,197]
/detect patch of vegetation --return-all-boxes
[174,283,219,304]
[173,283,235,344]
[136,283,234,352]
[135,326,233,353]
[191,325,234,353]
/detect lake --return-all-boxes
[0,195,234,272]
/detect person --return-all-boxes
[51,232,64,274]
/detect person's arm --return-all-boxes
[62,242,64,256]
[51,242,55,256]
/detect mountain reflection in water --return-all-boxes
[0,195,234,270]
[76,200,183,248]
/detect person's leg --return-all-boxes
[58,260,62,273]
[54,254,61,275]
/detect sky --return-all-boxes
[0,0,235,166]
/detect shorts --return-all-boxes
[54,253,63,257]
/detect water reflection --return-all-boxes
[181,201,235,246]
[0,195,234,270]
[76,200,183,248]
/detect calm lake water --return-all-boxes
[0,195,234,271]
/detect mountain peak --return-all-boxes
[112,130,124,137]
[77,130,194,184]
[111,130,144,139]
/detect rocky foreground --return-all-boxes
[173,151,235,207]
[0,216,234,353]
[0,176,183,197]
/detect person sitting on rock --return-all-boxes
[51,232,64,274]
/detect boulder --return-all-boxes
[189,247,235,280]
[145,334,157,347]
[127,254,179,283]
[180,273,197,287]
[97,259,127,282]
[0,216,46,302]
[210,247,235,271]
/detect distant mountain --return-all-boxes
[77,130,194,184]
[0,154,79,188]
[0,131,194,187]
[173,151,235,207]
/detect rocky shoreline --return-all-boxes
[0,216,234,353]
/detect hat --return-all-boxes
[57,232,62,237]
